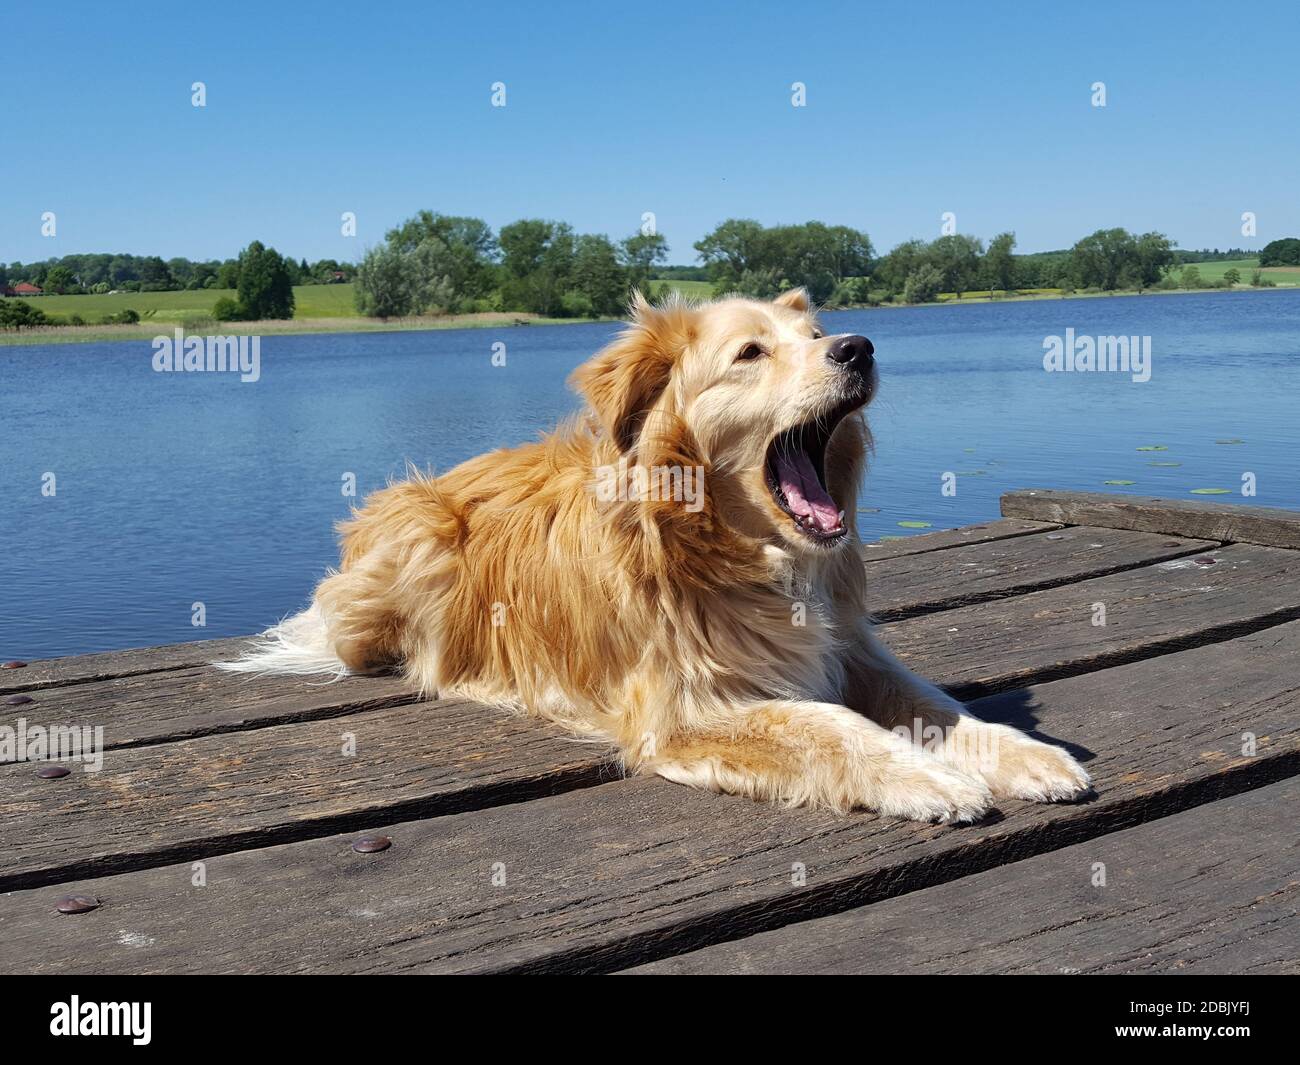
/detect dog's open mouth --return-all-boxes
[764,398,864,544]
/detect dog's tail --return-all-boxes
[215,604,349,679]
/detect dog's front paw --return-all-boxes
[979,733,1091,803]
[870,751,995,825]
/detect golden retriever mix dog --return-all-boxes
[223,289,1089,822]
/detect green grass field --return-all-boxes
[16,280,716,324]
[648,279,714,300]
[9,284,359,323]
[1182,258,1300,285]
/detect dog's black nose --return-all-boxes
[827,334,875,371]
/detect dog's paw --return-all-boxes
[979,735,1091,803]
[870,752,995,824]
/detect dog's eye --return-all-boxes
[811,329,824,340]
[735,343,765,362]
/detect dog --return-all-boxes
[222,288,1090,822]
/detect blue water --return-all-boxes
[3,289,1298,659]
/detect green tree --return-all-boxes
[983,232,1017,293]
[1259,238,1300,267]
[1223,267,1241,286]
[1068,228,1131,289]
[695,219,871,302]
[1131,232,1177,290]
[873,239,928,297]
[929,234,983,298]
[385,212,496,302]
[903,264,944,304]
[619,231,668,293]
[108,256,139,287]
[236,241,295,319]
[1180,265,1202,289]
[212,296,244,321]
[1068,229,1174,291]
[498,219,576,315]
[139,256,175,290]
[0,300,49,329]
[188,262,218,290]
[216,261,239,289]
[828,276,871,307]
[42,265,77,294]
[695,218,766,289]
[353,244,421,318]
[572,234,629,316]
[167,257,194,288]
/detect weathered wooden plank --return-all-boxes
[865,526,1212,621]
[861,518,1059,560]
[6,543,1299,892]
[0,700,617,892]
[0,667,420,754]
[3,621,1298,975]
[1002,489,1300,549]
[624,779,1300,974]
[0,636,248,695]
[881,542,1300,699]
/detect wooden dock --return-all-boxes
[2,490,1298,974]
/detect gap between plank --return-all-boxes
[0,761,622,894]
[872,542,1215,624]
[942,604,1300,702]
[862,521,1058,561]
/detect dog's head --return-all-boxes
[570,288,876,554]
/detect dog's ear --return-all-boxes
[570,291,693,451]
[773,287,810,312]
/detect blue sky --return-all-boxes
[3,0,1297,265]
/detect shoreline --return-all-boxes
[0,311,579,347]
[1,283,1294,348]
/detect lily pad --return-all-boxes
[1147,461,1182,467]
[1190,487,1231,495]
[897,520,933,529]
[1215,438,1245,445]
[1103,479,1136,485]
[1135,445,1168,452]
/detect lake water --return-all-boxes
[3,289,1298,659]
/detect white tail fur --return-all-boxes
[215,604,349,679]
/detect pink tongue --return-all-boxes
[776,450,841,532]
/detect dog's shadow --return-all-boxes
[966,687,1096,768]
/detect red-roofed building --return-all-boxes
[2,282,43,296]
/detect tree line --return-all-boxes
[353,212,1298,318]
[1260,238,1300,267]
[352,211,668,318]
[0,241,300,328]
[1,252,351,295]
[5,213,1296,333]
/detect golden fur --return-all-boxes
[224,289,1090,822]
